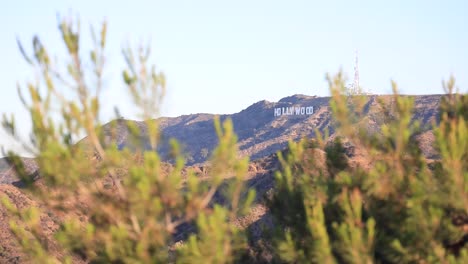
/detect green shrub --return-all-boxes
[1,16,253,264]
[267,74,467,263]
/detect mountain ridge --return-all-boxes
[1,94,443,185]
[108,94,443,165]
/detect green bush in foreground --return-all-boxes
[2,17,253,264]
[267,76,467,263]
[1,17,467,263]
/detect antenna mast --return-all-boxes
[353,49,360,95]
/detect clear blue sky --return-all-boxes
[0,0,467,154]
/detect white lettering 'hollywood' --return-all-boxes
[273,106,315,117]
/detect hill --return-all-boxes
[99,94,442,165]
[1,94,442,185]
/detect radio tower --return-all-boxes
[353,49,360,95]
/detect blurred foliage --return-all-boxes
[267,72,467,263]
[1,16,253,264]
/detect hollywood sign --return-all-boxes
[274,106,314,117]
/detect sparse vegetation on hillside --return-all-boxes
[0,17,466,264]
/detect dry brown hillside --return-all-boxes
[93,94,442,165]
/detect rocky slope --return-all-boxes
[0,158,38,186]
[101,94,443,165]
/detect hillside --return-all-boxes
[100,94,443,165]
[0,158,38,186]
[0,94,445,262]
[1,94,442,185]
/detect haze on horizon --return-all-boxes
[0,0,467,155]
